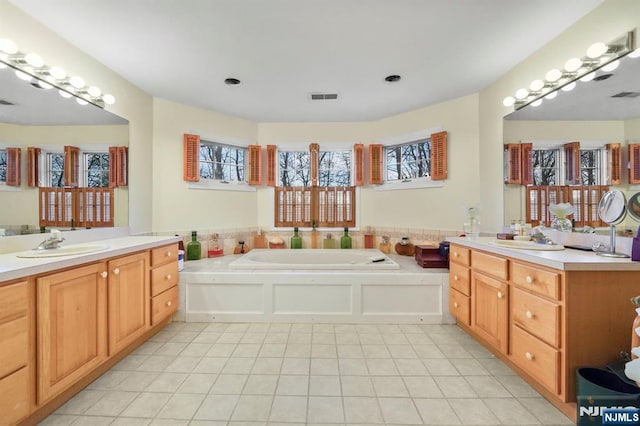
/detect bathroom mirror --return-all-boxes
[0,62,129,234]
[503,53,640,233]
[627,192,640,223]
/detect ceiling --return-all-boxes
[8,0,605,123]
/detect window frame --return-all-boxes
[0,148,7,185]
[83,151,111,188]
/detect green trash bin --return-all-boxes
[576,367,640,425]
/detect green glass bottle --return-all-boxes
[340,227,352,249]
[186,231,201,260]
[291,227,302,249]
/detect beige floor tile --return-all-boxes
[336,344,364,358]
[222,357,256,374]
[451,358,491,376]
[145,372,188,393]
[309,375,341,396]
[242,374,278,395]
[280,357,310,375]
[232,343,262,357]
[264,332,289,343]
[176,373,216,394]
[340,376,375,397]
[156,393,205,419]
[206,343,238,357]
[313,324,335,333]
[343,396,384,423]
[394,358,429,375]
[406,333,435,345]
[437,344,474,358]
[496,374,541,397]
[465,376,512,397]
[180,342,213,356]
[163,356,200,373]
[135,355,176,372]
[110,418,153,426]
[366,358,399,376]
[84,390,139,416]
[258,343,286,357]
[116,372,160,392]
[120,392,172,418]
[290,323,312,333]
[240,333,266,344]
[388,344,419,358]
[434,376,478,398]
[335,332,360,344]
[86,370,129,390]
[413,398,461,425]
[251,357,283,374]
[372,376,409,397]
[210,374,248,394]
[362,344,391,358]
[268,323,292,333]
[518,397,574,425]
[310,358,339,375]
[413,344,446,358]
[312,344,337,358]
[307,396,344,423]
[68,416,115,425]
[358,333,384,344]
[334,324,357,333]
[54,389,107,415]
[230,395,273,421]
[276,374,309,395]
[448,398,500,425]
[378,397,422,424]
[193,356,228,374]
[403,376,444,398]
[192,394,239,421]
[269,395,308,422]
[312,333,336,344]
[483,397,541,425]
[154,342,188,357]
[38,414,79,425]
[217,332,245,344]
[423,358,460,376]
[338,358,369,375]
[285,343,312,357]
[382,333,410,345]
[113,354,149,371]
[288,333,312,344]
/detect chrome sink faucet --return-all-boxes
[36,229,65,250]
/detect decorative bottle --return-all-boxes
[364,226,375,249]
[186,231,201,260]
[310,220,319,249]
[340,227,352,249]
[323,233,336,249]
[291,227,302,249]
[379,235,391,254]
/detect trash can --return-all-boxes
[576,367,640,425]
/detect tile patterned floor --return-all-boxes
[39,322,573,425]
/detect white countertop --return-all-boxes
[0,236,181,282]
[447,236,640,271]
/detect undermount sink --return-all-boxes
[488,240,565,251]
[16,244,110,258]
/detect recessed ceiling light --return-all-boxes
[384,75,401,83]
[225,77,241,85]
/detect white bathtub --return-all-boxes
[228,249,399,270]
[178,253,453,324]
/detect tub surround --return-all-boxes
[228,248,399,270]
[179,252,451,324]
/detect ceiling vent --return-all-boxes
[310,93,338,101]
[0,99,15,106]
[611,91,640,98]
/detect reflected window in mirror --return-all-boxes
[0,149,6,183]
[46,152,65,187]
[84,152,110,187]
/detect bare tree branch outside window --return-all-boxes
[532,149,558,185]
[386,138,431,181]
[199,141,246,181]
[49,153,65,187]
[580,149,600,185]
[319,150,351,186]
[0,150,6,182]
[85,153,110,187]
[279,151,310,186]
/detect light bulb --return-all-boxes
[49,66,66,80]
[37,80,53,89]
[0,38,18,54]
[69,75,85,89]
[545,68,562,82]
[630,48,640,59]
[25,53,44,68]
[564,57,582,72]
[76,97,89,106]
[15,70,31,81]
[87,86,101,97]
[103,94,115,105]
[602,60,620,72]
[503,96,515,107]
[531,99,543,107]
[561,82,576,92]
[529,79,545,92]
[587,42,608,58]
[515,88,529,100]
[58,90,72,99]
[580,72,596,82]
[545,91,558,100]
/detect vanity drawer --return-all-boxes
[450,245,470,266]
[510,325,560,394]
[511,261,561,300]
[449,263,470,296]
[0,366,29,424]
[0,280,28,321]
[472,251,508,281]
[512,288,560,347]
[449,289,470,326]
[151,286,178,325]
[0,316,28,379]
[151,262,179,297]
[151,243,179,267]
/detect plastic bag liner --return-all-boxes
[576,367,640,425]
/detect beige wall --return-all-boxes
[627,118,640,141]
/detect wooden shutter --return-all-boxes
[266,145,277,186]
[63,145,80,187]
[504,144,521,184]
[309,143,319,186]
[353,143,364,186]
[248,144,262,185]
[607,143,621,185]
[183,134,200,182]
[564,141,580,185]
[110,146,128,187]
[430,131,447,180]
[27,147,40,187]
[369,144,383,185]
[630,144,640,184]
[521,143,533,185]
[6,147,21,186]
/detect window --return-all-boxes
[386,138,431,182]
[199,141,247,182]
[580,149,601,185]
[84,152,110,187]
[0,149,6,183]
[319,150,351,186]
[47,152,65,187]
[532,149,559,185]
[278,151,310,186]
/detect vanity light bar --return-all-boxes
[0,37,115,108]
[503,31,637,110]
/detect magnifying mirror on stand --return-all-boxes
[597,189,630,258]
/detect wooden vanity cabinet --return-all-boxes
[108,251,150,355]
[150,244,179,325]
[37,263,108,404]
[0,279,33,424]
[448,246,471,325]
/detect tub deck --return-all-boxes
[178,252,453,324]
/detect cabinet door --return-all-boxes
[37,263,108,404]
[108,252,150,355]
[471,271,509,353]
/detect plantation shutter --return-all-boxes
[248,144,262,185]
[521,143,533,185]
[629,144,640,184]
[27,147,40,187]
[504,144,521,184]
[183,134,200,182]
[109,146,128,187]
[368,144,383,185]
[430,131,447,180]
[309,143,319,186]
[266,145,277,186]
[109,146,118,187]
[6,147,21,186]
[353,143,364,186]
[607,143,621,185]
[564,141,580,185]
[63,145,80,187]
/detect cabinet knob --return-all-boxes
[453,252,459,257]
[454,275,459,281]
[113,268,120,275]
[166,251,172,257]
[100,271,108,279]
[525,275,534,284]
[525,310,534,319]
[453,302,459,308]
[525,351,534,361]
[166,300,172,307]
[497,291,504,299]
[165,274,172,281]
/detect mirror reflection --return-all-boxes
[0,63,129,236]
[503,53,640,235]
